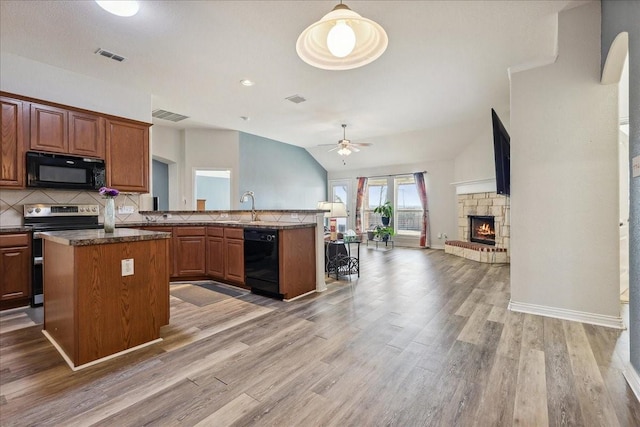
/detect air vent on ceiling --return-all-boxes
[152,109,190,122]
[95,48,126,62]
[285,94,307,104]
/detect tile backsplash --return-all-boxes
[0,189,144,227]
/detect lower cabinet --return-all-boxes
[141,226,174,277]
[224,228,244,284]
[206,227,224,279]
[174,227,206,277]
[0,233,31,310]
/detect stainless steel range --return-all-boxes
[24,203,101,306]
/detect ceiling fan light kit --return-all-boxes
[296,2,388,70]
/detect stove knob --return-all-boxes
[35,208,41,214]
[27,208,33,214]
[91,207,97,212]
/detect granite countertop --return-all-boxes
[128,221,316,230]
[0,226,32,233]
[36,228,171,246]
[139,209,327,215]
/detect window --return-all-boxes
[363,175,422,237]
[395,175,421,236]
[364,178,388,231]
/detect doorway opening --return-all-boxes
[194,169,231,210]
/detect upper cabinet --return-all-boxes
[69,111,105,158]
[30,103,105,159]
[0,92,150,192]
[0,96,28,188]
[106,118,149,193]
[29,103,68,154]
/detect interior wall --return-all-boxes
[152,160,169,211]
[510,3,619,318]
[328,159,457,250]
[239,132,327,209]
[601,0,640,378]
[453,109,510,184]
[151,126,183,210]
[0,52,151,123]
[183,129,240,210]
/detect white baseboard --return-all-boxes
[508,300,625,329]
[624,361,640,402]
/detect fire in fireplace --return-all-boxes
[469,215,496,245]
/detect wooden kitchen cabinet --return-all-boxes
[174,226,206,277]
[141,226,174,277]
[0,233,31,310]
[206,227,225,279]
[68,111,105,158]
[224,228,244,284]
[279,227,316,300]
[30,102,68,154]
[0,96,28,188]
[106,118,150,193]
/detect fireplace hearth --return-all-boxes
[469,215,496,245]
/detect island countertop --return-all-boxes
[36,228,171,246]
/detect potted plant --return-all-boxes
[374,225,394,242]
[373,201,393,226]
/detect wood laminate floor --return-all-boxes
[1,248,638,426]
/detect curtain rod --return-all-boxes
[356,171,427,179]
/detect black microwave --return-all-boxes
[26,151,106,190]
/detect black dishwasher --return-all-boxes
[244,228,280,298]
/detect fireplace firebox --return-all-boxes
[469,215,496,245]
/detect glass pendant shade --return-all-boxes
[296,3,388,70]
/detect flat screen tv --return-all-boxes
[491,109,510,195]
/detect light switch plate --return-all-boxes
[121,259,134,276]
[290,213,298,219]
[118,205,135,214]
[633,155,640,178]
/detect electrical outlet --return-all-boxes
[121,259,134,276]
[163,213,172,219]
[437,233,442,239]
[443,233,448,239]
[118,205,135,214]
[221,212,229,218]
[291,213,298,219]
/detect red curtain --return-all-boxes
[355,177,368,234]
[414,172,430,247]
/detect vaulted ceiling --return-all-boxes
[0,0,584,171]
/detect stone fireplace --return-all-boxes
[469,215,496,245]
[444,191,510,263]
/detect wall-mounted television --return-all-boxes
[491,109,510,196]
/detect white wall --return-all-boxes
[182,129,240,210]
[510,3,620,320]
[328,159,457,249]
[0,52,151,122]
[151,126,183,210]
[453,110,510,184]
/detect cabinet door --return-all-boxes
[69,111,105,158]
[106,119,149,192]
[175,236,206,277]
[30,103,68,153]
[0,96,27,188]
[224,238,244,284]
[0,245,30,301]
[206,236,224,279]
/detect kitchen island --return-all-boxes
[37,228,171,370]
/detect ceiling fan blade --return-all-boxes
[318,143,338,147]
[328,146,339,152]
[350,146,361,152]
[353,142,373,147]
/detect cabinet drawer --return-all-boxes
[0,233,30,247]
[175,226,206,237]
[207,227,224,237]
[224,228,244,239]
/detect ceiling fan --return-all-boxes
[319,124,372,156]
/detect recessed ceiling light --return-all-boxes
[240,116,250,121]
[95,1,139,17]
[240,79,255,87]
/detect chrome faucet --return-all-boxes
[240,191,257,222]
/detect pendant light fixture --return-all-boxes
[95,1,139,17]
[296,1,388,71]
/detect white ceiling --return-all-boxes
[0,0,584,172]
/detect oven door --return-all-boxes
[26,151,105,190]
